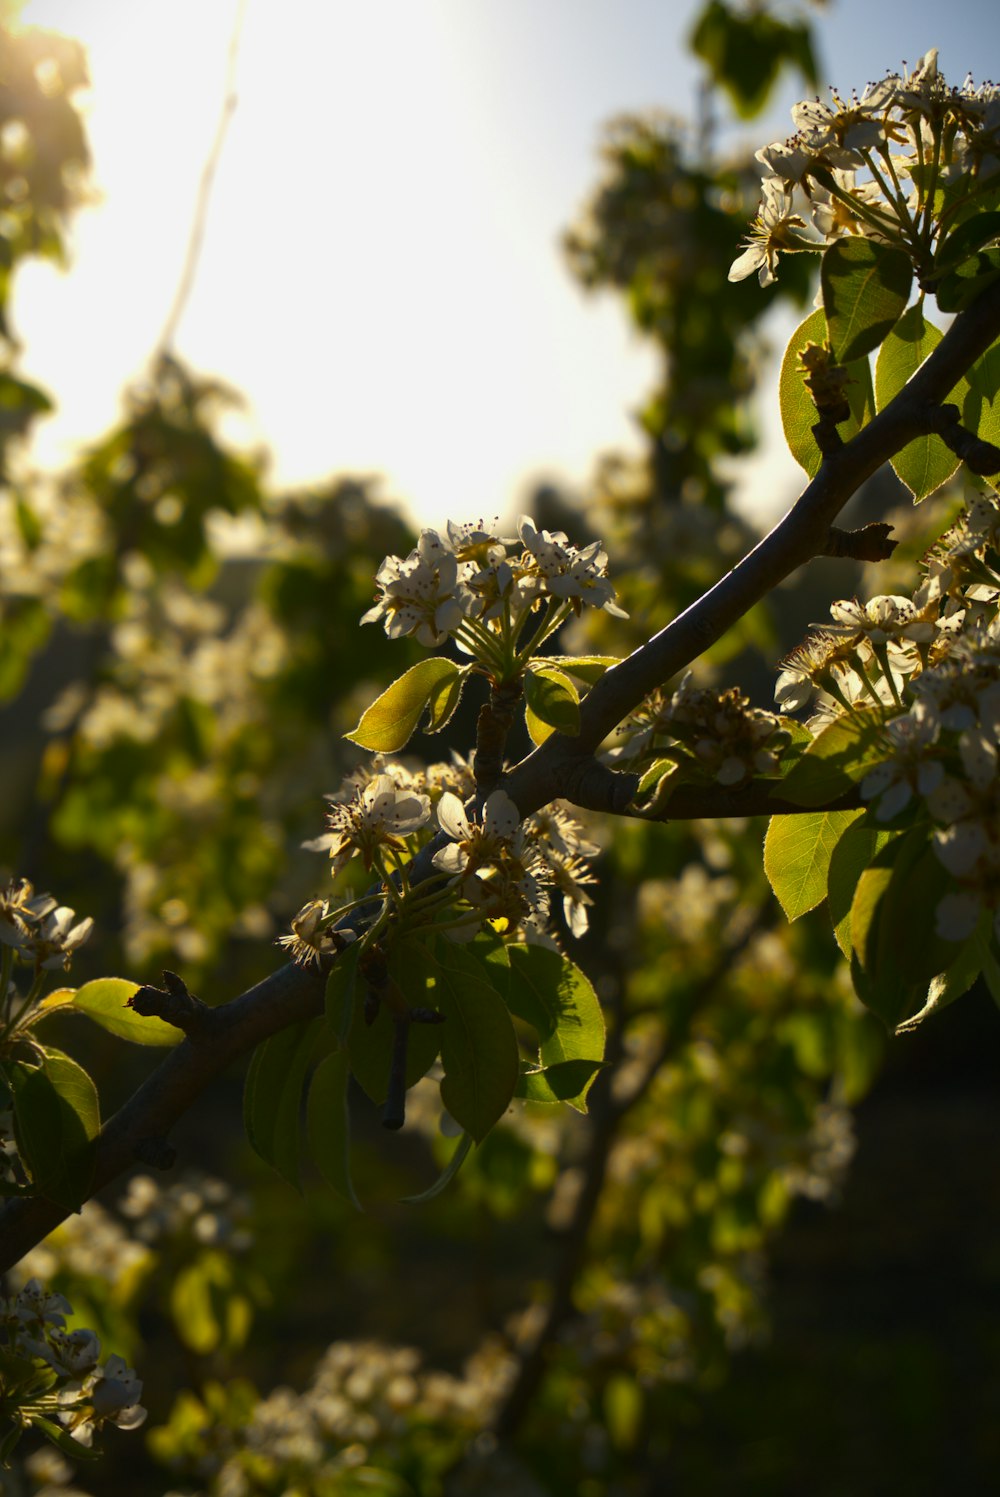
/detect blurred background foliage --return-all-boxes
[1,3,998,1495]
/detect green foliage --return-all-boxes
[764,809,864,921]
[874,302,966,498]
[5,1046,99,1209]
[346,657,465,751]
[307,1048,360,1208]
[779,710,890,807]
[523,663,581,743]
[243,1018,326,1191]
[689,0,818,119]
[821,239,913,364]
[39,976,181,1046]
[779,308,875,476]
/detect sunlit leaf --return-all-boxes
[875,302,969,499]
[779,308,876,476]
[543,654,621,685]
[827,821,898,957]
[821,238,912,363]
[516,1058,605,1106]
[8,1047,100,1210]
[764,809,863,921]
[38,977,182,1047]
[506,943,605,1109]
[523,666,580,739]
[345,658,462,751]
[778,708,889,807]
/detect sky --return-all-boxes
[12,0,1000,533]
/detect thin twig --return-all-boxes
[154,0,248,357]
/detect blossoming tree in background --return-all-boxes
[3,8,1000,1494]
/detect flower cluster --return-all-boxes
[292,757,601,956]
[433,789,551,936]
[0,1279,145,1458]
[779,488,1000,941]
[149,1337,516,1495]
[313,773,432,877]
[0,878,93,972]
[362,514,627,668]
[730,51,1000,288]
[615,675,791,789]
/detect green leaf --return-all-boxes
[935,248,1000,312]
[962,337,1000,450]
[425,663,467,732]
[242,1017,324,1190]
[429,947,520,1143]
[779,709,889,808]
[516,1059,605,1106]
[334,940,442,1105]
[325,944,361,1047]
[821,238,912,363]
[933,212,1000,276]
[523,666,581,741]
[690,0,816,118]
[778,308,876,477]
[306,1048,360,1209]
[848,831,951,1029]
[827,820,898,957]
[875,302,968,499]
[506,943,605,1109]
[543,655,620,686]
[39,977,182,1047]
[763,809,864,921]
[895,915,991,1035]
[8,1047,100,1210]
[169,1250,246,1355]
[401,1131,473,1204]
[345,658,461,751]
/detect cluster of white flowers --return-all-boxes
[0,877,93,972]
[118,1170,254,1252]
[0,1279,145,1453]
[615,676,790,789]
[730,50,1000,287]
[433,789,551,936]
[362,514,627,657]
[294,757,600,953]
[152,1337,518,1495]
[778,489,1000,941]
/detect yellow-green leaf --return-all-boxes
[821,238,912,363]
[523,666,580,743]
[875,302,969,499]
[345,658,461,751]
[764,809,863,921]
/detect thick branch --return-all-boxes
[0,961,325,1273]
[4,286,998,1271]
[635,778,864,820]
[502,278,1000,819]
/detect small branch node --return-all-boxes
[822,522,897,562]
[127,970,218,1040]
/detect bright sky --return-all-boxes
[13,0,1000,532]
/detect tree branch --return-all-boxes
[0,960,325,1273]
[4,283,998,1271]
[502,278,1000,819]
